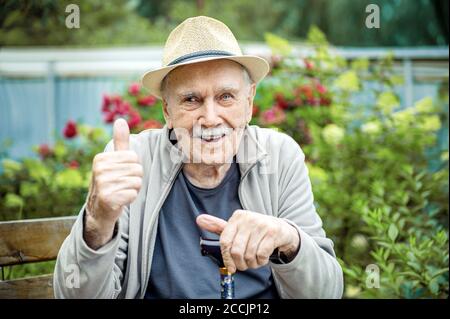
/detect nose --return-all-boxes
[199,98,222,127]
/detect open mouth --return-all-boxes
[200,133,226,143]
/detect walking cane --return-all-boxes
[200,237,281,299]
[200,237,235,299]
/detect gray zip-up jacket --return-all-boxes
[54,125,343,299]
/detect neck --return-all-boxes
[183,162,232,189]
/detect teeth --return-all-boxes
[194,127,232,139]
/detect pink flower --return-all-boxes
[127,111,142,129]
[263,109,276,122]
[260,106,286,125]
[304,59,314,70]
[103,111,115,123]
[315,82,327,95]
[116,101,131,115]
[128,83,141,96]
[137,95,157,107]
[63,120,77,139]
[111,95,123,106]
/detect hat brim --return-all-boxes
[141,55,270,99]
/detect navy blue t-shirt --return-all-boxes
[145,160,279,299]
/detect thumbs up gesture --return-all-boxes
[85,119,143,249]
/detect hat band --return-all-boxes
[167,50,234,66]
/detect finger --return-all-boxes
[231,228,252,271]
[196,214,228,235]
[111,189,139,207]
[96,163,143,177]
[110,176,142,192]
[113,118,130,151]
[256,234,276,267]
[220,223,238,274]
[94,151,139,166]
[244,228,267,269]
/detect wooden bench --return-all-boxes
[0,216,76,299]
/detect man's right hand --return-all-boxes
[84,118,143,249]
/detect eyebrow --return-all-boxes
[175,84,242,101]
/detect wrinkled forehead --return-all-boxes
[164,59,246,93]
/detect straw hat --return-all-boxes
[141,16,270,98]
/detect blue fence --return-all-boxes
[0,76,135,158]
[0,46,448,161]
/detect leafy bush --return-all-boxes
[251,28,449,298]
[0,123,108,221]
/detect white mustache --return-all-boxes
[192,126,233,139]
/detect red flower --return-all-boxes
[142,119,163,129]
[38,144,53,159]
[102,95,112,112]
[127,111,142,129]
[67,160,79,169]
[319,97,332,106]
[304,59,314,70]
[315,82,328,95]
[275,93,289,110]
[111,95,123,106]
[63,120,78,139]
[137,95,157,107]
[297,84,314,101]
[116,101,131,115]
[252,105,260,116]
[103,111,116,123]
[128,83,141,96]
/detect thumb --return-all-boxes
[196,214,227,235]
[113,118,130,151]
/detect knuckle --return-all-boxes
[244,253,254,263]
[266,224,278,237]
[257,252,269,260]
[128,151,139,162]
[220,238,232,250]
[237,264,248,271]
[230,247,243,259]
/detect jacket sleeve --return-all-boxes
[53,141,130,299]
[270,134,344,299]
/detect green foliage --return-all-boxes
[1,0,447,46]
[0,124,108,221]
[252,30,449,298]
[0,0,167,46]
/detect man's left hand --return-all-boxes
[196,210,300,273]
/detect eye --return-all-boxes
[221,93,233,101]
[184,96,199,103]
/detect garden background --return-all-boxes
[0,0,448,298]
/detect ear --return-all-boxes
[245,83,257,124]
[162,99,173,129]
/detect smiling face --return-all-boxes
[161,59,256,165]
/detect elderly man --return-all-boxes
[54,16,343,299]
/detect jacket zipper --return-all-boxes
[140,162,183,297]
